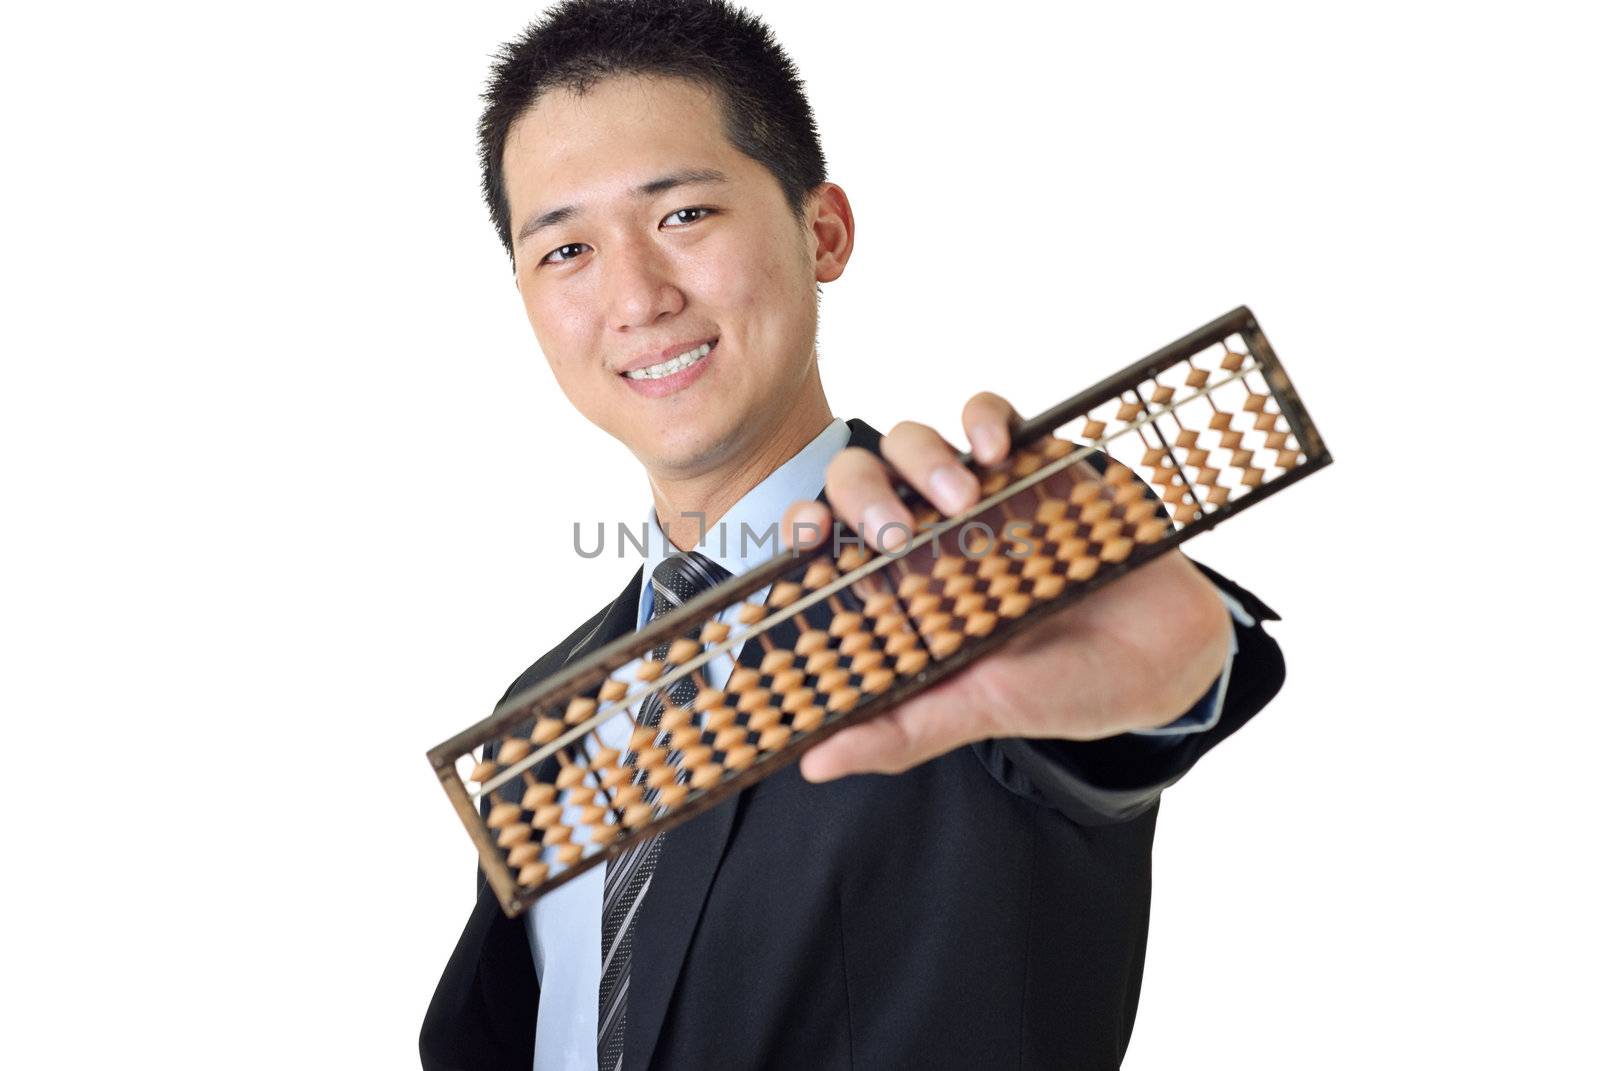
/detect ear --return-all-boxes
[807,182,855,284]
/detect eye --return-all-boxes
[539,242,590,266]
[662,206,717,228]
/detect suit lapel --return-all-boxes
[625,417,883,1070]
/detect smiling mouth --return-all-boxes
[622,340,716,380]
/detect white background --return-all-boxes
[3,1,1596,1067]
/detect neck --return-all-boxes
[649,386,833,553]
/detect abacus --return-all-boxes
[429,305,1330,917]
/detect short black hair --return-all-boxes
[478,0,829,265]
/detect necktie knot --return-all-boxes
[648,550,731,624]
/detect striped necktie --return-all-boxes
[598,549,730,1071]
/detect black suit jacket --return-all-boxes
[421,418,1286,1070]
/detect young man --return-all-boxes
[422,2,1286,1068]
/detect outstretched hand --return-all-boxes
[780,393,1233,784]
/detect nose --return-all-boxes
[605,235,685,331]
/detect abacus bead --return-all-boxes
[556,843,583,865]
[737,602,766,624]
[998,593,1032,617]
[517,862,549,887]
[498,738,531,765]
[728,667,760,691]
[1032,575,1066,599]
[700,620,730,644]
[667,638,700,664]
[599,678,628,702]
[657,784,690,808]
[543,825,572,846]
[861,667,897,693]
[839,631,875,656]
[565,697,597,724]
[635,659,664,681]
[646,765,675,789]
[693,689,726,712]
[758,726,792,750]
[771,668,805,692]
[953,592,987,617]
[1067,557,1100,581]
[1101,538,1133,563]
[815,667,850,693]
[768,581,804,607]
[531,718,563,743]
[736,688,772,713]
[804,561,837,588]
[828,611,864,637]
[532,803,563,828]
[591,747,620,768]
[896,650,930,675]
[507,842,541,868]
[611,785,643,808]
[760,649,795,674]
[630,727,659,751]
[781,688,816,712]
[964,612,998,637]
[725,745,757,769]
[487,802,522,829]
[796,630,830,655]
[555,764,586,789]
[690,763,724,789]
[497,824,532,848]
[827,688,860,713]
[589,825,621,847]
[623,805,653,828]
[521,783,556,809]
[929,631,962,658]
[989,575,1021,598]
[898,574,930,598]
[806,650,840,674]
[885,633,919,656]
[792,706,825,731]
[850,650,885,673]
[863,591,898,616]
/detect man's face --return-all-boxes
[502,75,825,479]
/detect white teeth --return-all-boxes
[624,342,712,380]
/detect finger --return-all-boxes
[823,446,914,553]
[798,687,985,782]
[962,392,1024,465]
[880,420,981,517]
[779,498,831,551]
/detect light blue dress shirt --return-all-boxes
[525,416,1250,1070]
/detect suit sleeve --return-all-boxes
[971,562,1286,826]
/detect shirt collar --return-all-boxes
[637,417,850,621]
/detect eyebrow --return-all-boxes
[515,168,731,246]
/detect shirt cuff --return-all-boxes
[1127,584,1255,739]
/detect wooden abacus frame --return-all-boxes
[428,305,1331,916]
